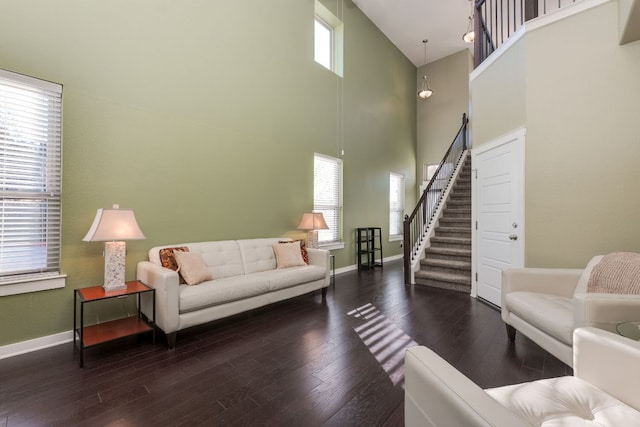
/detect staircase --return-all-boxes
[415,153,472,293]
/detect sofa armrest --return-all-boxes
[405,346,528,427]
[502,268,583,297]
[136,261,180,334]
[307,248,330,286]
[574,327,640,411]
[573,293,640,332]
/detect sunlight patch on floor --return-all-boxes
[347,303,417,387]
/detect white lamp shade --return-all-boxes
[297,212,329,230]
[83,205,146,242]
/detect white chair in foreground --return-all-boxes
[502,252,640,366]
[404,327,640,426]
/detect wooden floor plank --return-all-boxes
[0,259,572,426]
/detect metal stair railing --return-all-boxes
[403,114,468,284]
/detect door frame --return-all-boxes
[471,127,526,300]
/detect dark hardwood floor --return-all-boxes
[0,260,571,426]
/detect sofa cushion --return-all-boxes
[238,238,281,274]
[259,265,327,292]
[273,242,306,269]
[506,291,574,345]
[179,275,271,313]
[173,250,213,286]
[487,376,640,426]
[190,241,244,279]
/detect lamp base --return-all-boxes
[306,230,319,249]
[103,241,127,291]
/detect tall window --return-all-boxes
[314,0,344,76]
[314,153,342,245]
[0,69,62,283]
[389,172,405,241]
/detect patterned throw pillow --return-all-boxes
[279,240,309,264]
[159,246,190,284]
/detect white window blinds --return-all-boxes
[389,172,404,238]
[0,69,62,279]
[314,153,342,244]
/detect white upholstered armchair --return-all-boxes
[404,327,640,426]
[501,253,640,366]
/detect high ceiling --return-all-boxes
[352,0,474,67]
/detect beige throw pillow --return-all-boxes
[273,241,307,269]
[173,250,214,285]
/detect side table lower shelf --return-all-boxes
[77,316,153,347]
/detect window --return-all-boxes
[314,0,344,76]
[389,172,405,241]
[314,17,333,71]
[314,153,343,247]
[0,69,64,296]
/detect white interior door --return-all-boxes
[473,129,525,307]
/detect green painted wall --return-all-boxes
[0,0,416,346]
[417,49,473,180]
[471,1,640,269]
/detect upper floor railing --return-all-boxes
[474,0,581,67]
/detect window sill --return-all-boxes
[318,242,345,251]
[0,273,67,296]
[389,235,403,242]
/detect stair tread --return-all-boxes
[425,246,471,256]
[431,236,471,244]
[436,227,471,234]
[437,226,470,231]
[421,258,472,270]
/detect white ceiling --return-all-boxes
[352,0,474,67]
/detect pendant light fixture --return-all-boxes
[417,39,433,100]
[462,0,476,43]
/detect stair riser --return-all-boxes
[447,200,470,207]
[431,236,471,245]
[430,242,471,251]
[436,230,471,238]
[414,278,471,293]
[453,191,471,197]
[442,211,471,219]
[419,264,471,276]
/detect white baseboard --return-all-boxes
[0,330,72,360]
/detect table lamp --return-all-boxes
[83,204,146,291]
[297,212,329,249]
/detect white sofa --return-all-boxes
[502,254,640,367]
[405,327,640,426]
[137,238,330,347]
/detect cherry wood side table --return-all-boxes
[73,281,155,368]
